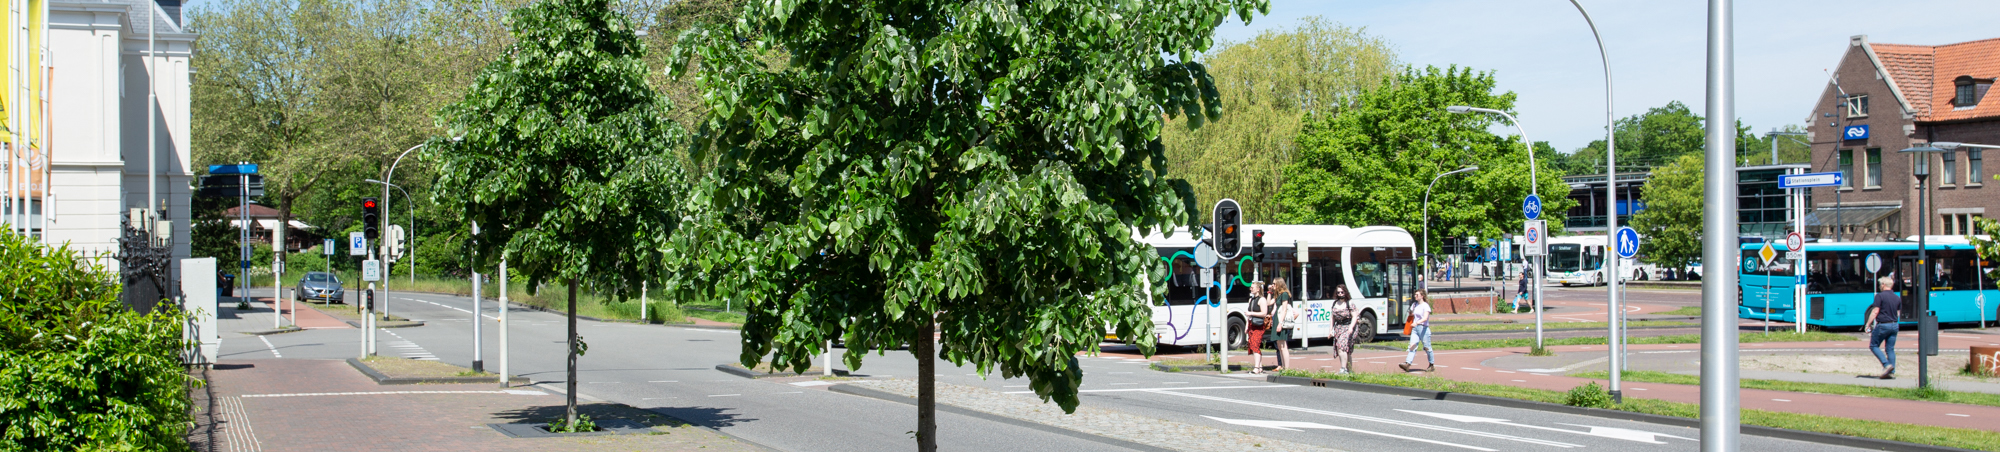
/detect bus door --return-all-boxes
[1896,256,1922,321]
[1386,259,1419,330]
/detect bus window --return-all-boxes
[1807,251,1874,294]
[1309,247,1345,300]
[1350,246,1413,299]
[1549,244,1584,273]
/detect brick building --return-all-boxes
[1803,35,1998,241]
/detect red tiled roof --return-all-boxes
[222,204,283,218]
[1871,37,2000,122]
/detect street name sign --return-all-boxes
[1778,172,1844,189]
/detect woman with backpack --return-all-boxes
[1327,284,1358,373]
[1269,278,1297,372]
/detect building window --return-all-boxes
[1942,150,1957,185]
[1838,149,1854,188]
[1844,94,1870,118]
[1866,148,1882,188]
[1961,83,1979,107]
[1972,149,1985,185]
[1957,76,1991,108]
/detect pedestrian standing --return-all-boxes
[1864,276,1902,380]
[1399,290,1435,372]
[1270,278,1296,372]
[1327,284,1358,373]
[1246,282,1271,374]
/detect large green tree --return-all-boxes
[1160,17,1399,222]
[666,0,1264,449]
[1275,65,1573,254]
[1561,100,1768,175]
[429,0,686,427]
[1629,152,1705,270]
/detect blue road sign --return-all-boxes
[1778,172,1845,188]
[208,164,259,175]
[1486,247,1498,262]
[1843,125,1869,140]
[240,260,252,269]
[1523,194,1543,220]
[1614,226,1641,259]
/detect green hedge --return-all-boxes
[0,231,196,451]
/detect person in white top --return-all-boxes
[1399,290,1435,372]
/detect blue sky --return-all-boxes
[1210,0,2000,153]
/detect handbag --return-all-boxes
[1248,298,1267,328]
[1402,315,1414,336]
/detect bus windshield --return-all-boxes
[1549,244,1584,272]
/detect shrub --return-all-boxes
[1563,382,1614,409]
[0,230,197,451]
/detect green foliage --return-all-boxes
[1972,218,2000,283]
[546,413,598,433]
[0,231,197,451]
[1160,17,1399,222]
[1630,153,1705,269]
[431,0,687,295]
[667,0,1268,414]
[1573,370,2000,409]
[1739,124,1814,167]
[1275,65,1575,252]
[1563,382,1614,408]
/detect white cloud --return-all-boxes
[1209,0,2000,153]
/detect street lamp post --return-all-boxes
[379,143,426,324]
[364,179,416,286]
[1564,0,1626,403]
[1445,105,1545,349]
[1424,166,1480,289]
[1900,145,1947,389]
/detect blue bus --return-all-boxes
[1739,239,1998,329]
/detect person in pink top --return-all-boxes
[1399,290,1435,372]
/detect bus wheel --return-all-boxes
[1355,312,1378,344]
[1595,274,1605,286]
[1227,316,1247,350]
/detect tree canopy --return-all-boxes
[1559,100,1770,175]
[1275,65,1574,253]
[1160,17,1400,222]
[667,0,1266,448]
[1629,152,1705,269]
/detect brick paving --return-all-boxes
[189,359,757,452]
[850,379,1340,452]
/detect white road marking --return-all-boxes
[1512,380,1527,382]
[1158,392,1582,448]
[1947,413,1970,417]
[790,381,834,387]
[243,390,539,398]
[708,394,740,397]
[1401,410,1693,444]
[1204,416,1495,451]
[259,336,283,358]
[1003,385,1286,394]
[1772,399,1791,402]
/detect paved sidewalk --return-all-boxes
[189,359,758,451]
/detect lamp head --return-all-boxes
[1899,145,1945,178]
[1446,106,1474,114]
[1930,142,1963,150]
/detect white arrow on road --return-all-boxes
[1201,416,1497,451]
[1398,409,1694,444]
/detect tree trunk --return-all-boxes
[916,315,936,452]
[566,278,579,427]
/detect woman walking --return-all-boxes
[1246,282,1272,374]
[1399,290,1435,372]
[1270,278,1296,372]
[1327,284,1358,373]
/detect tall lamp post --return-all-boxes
[1445,105,1544,349]
[1900,145,1946,389]
[1563,0,1627,403]
[364,179,416,286]
[1424,166,1480,289]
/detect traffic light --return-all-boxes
[1252,229,1266,262]
[1214,200,1242,258]
[361,197,381,241]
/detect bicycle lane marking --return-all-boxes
[1146,389,1583,449]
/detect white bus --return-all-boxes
[1137,224,1418,349]
[1544,235,1643,286]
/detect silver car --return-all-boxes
[296,271,345,303]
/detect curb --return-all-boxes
[346,358,529,385]
[1148,362,1249,373]
[502,301,741,330]
[827,383,1175,452]
[241,327,304,336]
[713,364,847,379]
[1264,375,1981,452]
[341,320,426,329]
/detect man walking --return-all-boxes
[1864,276,1902,380]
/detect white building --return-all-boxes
[46,0,191,271]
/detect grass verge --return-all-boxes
[1278,368,2000,451]
[1426,330,1853,351]
[1658,306,1701,316]
[1571,370,2000,409]
[272,269,690,324]
[1430,320,1691,333]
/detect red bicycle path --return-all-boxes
[1120,329,2000,433]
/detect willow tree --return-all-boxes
[1160,17,1399,222]
[429,0,685,427]
[667,0,1265,449]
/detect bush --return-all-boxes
[0,230,197,451]
[1563,382,1614,409]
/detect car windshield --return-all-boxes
[307,273,335,282]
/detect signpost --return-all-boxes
[1523,218,1546,349]
[1775,168,1835,334]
